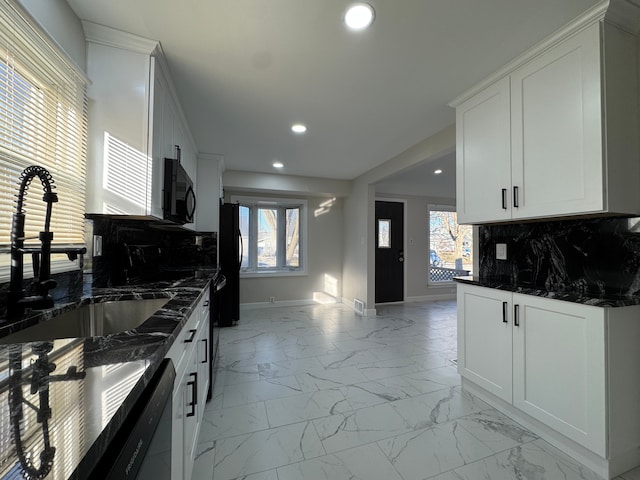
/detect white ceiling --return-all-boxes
[66,0,600,181]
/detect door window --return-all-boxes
[378,219,391,248]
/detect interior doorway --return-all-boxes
[375,200,404,303]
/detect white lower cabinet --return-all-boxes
[511,294,606,455]
[457,283,640,478]
[166,291,211,480]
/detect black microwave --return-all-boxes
[163,146,196,224]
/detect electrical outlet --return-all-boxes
[93,235,102,257]
[269,296,275,303]
[496,243,507,260]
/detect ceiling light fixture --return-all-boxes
[434,169,443,175]
[344,3,375,31]
[273,161,284,169]
[291,123,307,134]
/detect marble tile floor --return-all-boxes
[191,300,640,480]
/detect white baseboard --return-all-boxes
[405,293,456,302]
[240,299,318,310]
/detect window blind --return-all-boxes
[0,0,88,255]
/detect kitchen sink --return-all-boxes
[0,296,171,345]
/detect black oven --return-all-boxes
[91,359,175,479]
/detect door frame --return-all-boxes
[374,197,407,304]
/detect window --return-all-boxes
[429,205,473,283]
[0,0,88,278]
[234,196,306,275]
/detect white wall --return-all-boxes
[18,0,86,71]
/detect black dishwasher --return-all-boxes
[90,359,175,480]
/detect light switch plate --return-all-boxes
[496,243,507,260]
[93,235,103,257]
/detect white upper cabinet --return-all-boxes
[84,22,198,228]
[456,77,511,223]
[452,12,640,224]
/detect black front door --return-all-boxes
[375,201,404,303]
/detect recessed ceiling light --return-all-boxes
[344,3,375,31]
[273,161,284,169]
[434,169,443,175]
[291,123,307,134]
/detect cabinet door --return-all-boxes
[512,294,606,455]
[456,77,511,224]
[510,23,603,220]
[197,300,211,409]
[183,344,199,480]
[457,284,512,402]
[171,372,185,480]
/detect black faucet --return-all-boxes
[6,166,85,320]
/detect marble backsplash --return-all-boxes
[0,269,86,319]
[89,215,217,287]
[479,216,640,297]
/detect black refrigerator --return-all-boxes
[218,200,240,326]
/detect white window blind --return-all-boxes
[0,0,88,257]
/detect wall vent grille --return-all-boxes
[354,298,365,315]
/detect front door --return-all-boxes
[375,201,404,303]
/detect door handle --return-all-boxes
[237,229,244,269]
[398,251,404,263]
[502,302,508,323]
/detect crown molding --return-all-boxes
[450,1,610,106]
[82,21,158,55]
[605,0,640,34]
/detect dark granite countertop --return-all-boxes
[0,268,219,480]
[454,276,640,307]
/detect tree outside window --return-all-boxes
[429,206,472,282]
[235,197,305,274]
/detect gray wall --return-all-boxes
[18,0,86,71]
[226,192,344,305]
[342,125,456,313]
[376,193,457,301]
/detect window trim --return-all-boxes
[232,195,308,277]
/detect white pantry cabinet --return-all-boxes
[166,290,211,480]
[457,283,640,478]
[84,22,198,228]
[454,17,640,224]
